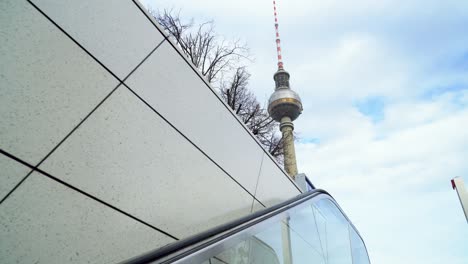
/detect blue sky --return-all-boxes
[142,0,468,263]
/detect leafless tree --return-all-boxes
[219,67,285,162]
[150,9,289,163]
[153,9,249,84]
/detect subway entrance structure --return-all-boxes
[0,0,370,263]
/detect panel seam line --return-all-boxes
[0,148,179,241]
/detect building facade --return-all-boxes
[0,1,369,263]
[0,1,301,263]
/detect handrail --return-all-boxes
[122,189,329,264]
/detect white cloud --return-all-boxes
[297,95,468,263]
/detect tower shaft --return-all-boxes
[280,117,298,177]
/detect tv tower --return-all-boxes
[268,0,303,179]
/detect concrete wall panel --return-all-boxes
[39,87,254,239]
[1,1,304,262]
[0,155,31,201]
[31,0,165,79]
[255,153,301,207]
[251,200,266,213]
[0,173,174,264]
[0,0,118,164]
[126,42,265,194]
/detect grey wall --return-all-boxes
[0,1,301,263]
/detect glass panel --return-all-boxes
[214,239,253,264]
[186,194,368,264]
[313,205,329,263]
[247,220,325,264]
[247,236,282,264]
[289,221,326,264]
[288,205,326,260]
[315,199,353,264]
[349,226,370,264]
[254,221,284,263]
[213,222,283,264]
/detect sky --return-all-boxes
[141,0,468,263]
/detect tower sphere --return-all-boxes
[268,69,303,122]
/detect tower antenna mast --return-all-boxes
[273,1,284,69]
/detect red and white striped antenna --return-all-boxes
[273,0,284,69]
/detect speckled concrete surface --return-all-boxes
[31,0,165,79]
[0,154,31,201]
[0,172,175,264]
[39,87,255,239]
[0,0,119,165]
